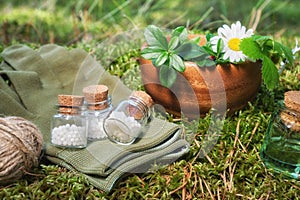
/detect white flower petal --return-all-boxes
[232,22,238,36]
[246,29,254,37]
[224,25,232,38]
[236,21,241,30]
[223,51,230,60]
[240,26,246,37]
[210,36,221,52]
[218,28,227,38]
[210,36,220,44]
[210,21,253,63]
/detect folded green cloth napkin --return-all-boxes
[47,135,189,192]
[0,44,189,192]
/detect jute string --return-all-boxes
[0,116,43,184]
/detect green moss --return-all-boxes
[1,43,299,199]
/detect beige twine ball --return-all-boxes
[0,116,43,184]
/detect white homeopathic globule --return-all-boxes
[104,111,142,144]
[87,118,106,139]
[51,124,87,147]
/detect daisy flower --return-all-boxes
[210,21,254,62]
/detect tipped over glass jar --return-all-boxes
[103,91,154,145]
[261,91,300,179]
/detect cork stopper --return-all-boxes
[130,91,154,108]
[58,95,84,114]
[128,91,153,120]
[280,91,300,132]
[284,91,300,113]
[82,85,109,110]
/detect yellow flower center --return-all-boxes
[228,38,241,51]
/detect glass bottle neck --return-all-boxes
[86,96,111,111]
[128,95,151,120]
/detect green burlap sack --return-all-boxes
[0,44,131,140]
[0,44,189,192]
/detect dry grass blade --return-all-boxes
[202,178,215,200]
[248,0,271,31]
[220,171,227,198]
[217,187,220,200]
[246,122,259,149]
[199,176,205,199]
[205,153,216,166]
[228,162,237,192]
[192,172,198,194]
[169,165,191,196]
[234,119,241,149]
[238,138,247,153]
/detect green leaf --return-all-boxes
[169,54,185,72]
[262,56,279,90]
[206,33,215,41]
[216,38,222,55]
[202,45,216,56]
[272,41,283,55]
[144,25,168,49]
[196,59,216,67]
[154,52,168,66]
[142,45,165,52]
[189,36,201,44]
[171,26,188,43]
[168,36,180,50]
[159,65,178,88]
[240,37,264,60]
[141,46,165,60]
[151,59,160,68]
[255,35,272,47]
[175,43,207,60]
[277,42,294,65]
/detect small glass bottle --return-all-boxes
[83,85,112,140]
[261,91,300,179]
[103,91,154,145]
[51,95,87,148]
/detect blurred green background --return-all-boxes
[0,0,299,45]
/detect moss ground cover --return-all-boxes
[0,42,299,199]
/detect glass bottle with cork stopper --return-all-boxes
[103,90,154,145]
[83,84,112,140]
[261,90,300,179]
[50,94,87,148]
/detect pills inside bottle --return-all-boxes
[51,95,87,148]
[83,85,112,140]
[103,91,153,145]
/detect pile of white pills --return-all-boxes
[87,118,106,140]
[104,111,142,144]
[51,124,87,148]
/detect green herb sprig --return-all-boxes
[141,25,213,88]
[240,36,294,90]
[141,24,295,90]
